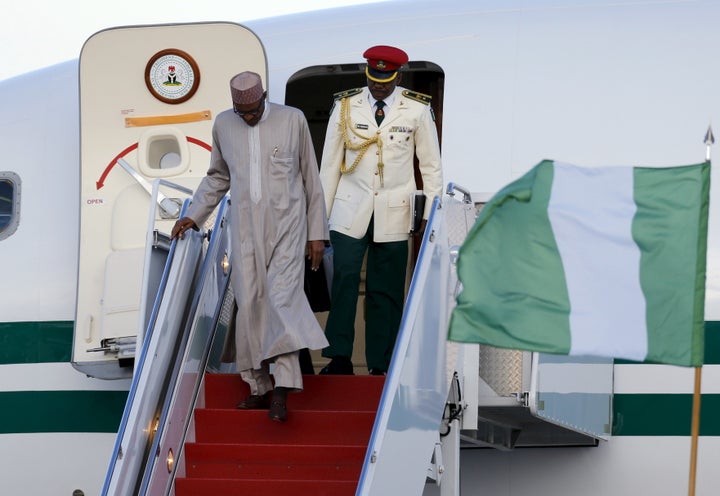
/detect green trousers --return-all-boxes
[322,218,408,371]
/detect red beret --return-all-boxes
[364,45,408,71]
[363,45,408,82]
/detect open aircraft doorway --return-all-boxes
[284,61,445,171]
[284,61,445,374]
[286,61,445,259]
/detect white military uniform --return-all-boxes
[320,86,443,241]
[319,85,443,372]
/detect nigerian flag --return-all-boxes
[448,160,710,367]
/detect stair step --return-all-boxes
[174,373,382,496]
[184,443,365,479]
[195,409,376,444]
[174,477,357,496]
[204,373,385,410]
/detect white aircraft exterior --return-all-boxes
[1,0,720,494]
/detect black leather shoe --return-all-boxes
[319,356,354,375]
[369,368,386,376]
[268,388,288,422]
[236,392,271,409]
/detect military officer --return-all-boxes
[319,45,443,375]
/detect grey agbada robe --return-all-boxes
[186,102,329,371]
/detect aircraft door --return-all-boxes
[74,22,267,379]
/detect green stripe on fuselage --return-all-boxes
[0,321,73,364]
[5,320,719,365]
[2,390,716,436]
[0,390,127,433]
[613,394,720,436]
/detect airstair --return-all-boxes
[175,374,383,494]
[100,182,613,496]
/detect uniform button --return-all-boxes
[374,192,378,196]
[374,172,378,175]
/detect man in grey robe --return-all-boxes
[171,71,329,422]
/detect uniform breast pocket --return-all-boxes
[385,128,414,150]
[270,154,294,210]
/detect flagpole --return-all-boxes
[689,126,712,496]
[688,367,702,496]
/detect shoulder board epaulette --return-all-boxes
[402,90,432,105]
[333,87,363,100]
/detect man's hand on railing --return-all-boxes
[171,217,198,240]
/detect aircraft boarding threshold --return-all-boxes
[101,184,613,496]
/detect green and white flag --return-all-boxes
[448,160,710,367]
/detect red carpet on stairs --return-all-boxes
[174,373,385,496]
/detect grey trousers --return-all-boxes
[239,350,302,395]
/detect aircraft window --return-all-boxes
[159,152,182,169]
[137,129,189,177]
[0,171,21,241]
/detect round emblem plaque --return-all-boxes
[145,49,200,104]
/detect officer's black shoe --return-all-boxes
[319,356,354,375]
[369,368,386,376]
